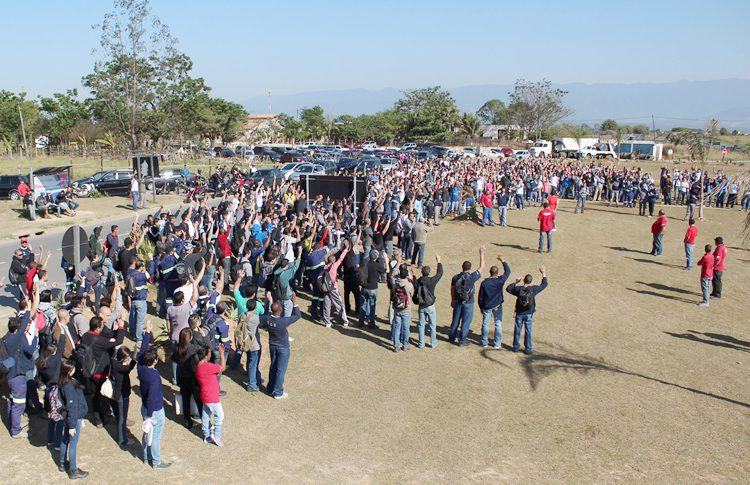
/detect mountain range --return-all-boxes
[241,79,750,131]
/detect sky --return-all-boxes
[1,0,749,102]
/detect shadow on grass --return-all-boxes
[626,287,696,304]
[479,342,750,409]
[492,242,537,253]
[665,330,750,353]
[626,257,683,269]
[604,245,650,255]
[635,281,698,296]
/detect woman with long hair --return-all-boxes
[37,333,67,450]
[58,359,89,479]
[172,326,202,429]
[110,346,136,446]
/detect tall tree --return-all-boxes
[394,86,458,142]
[299,106,326,140]
[460,113,482,139]
[0,91,44,151]
[600,119,618,132]
[508,79,572,139]
[475,99,509,125]
[83,0,180,149]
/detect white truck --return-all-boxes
[529,138,603,158]
[577,143,618,159]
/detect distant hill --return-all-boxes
[242,79,750,131]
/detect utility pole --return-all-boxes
[18,105,29,158]
[268,90,272,114]
[651,114,656,143]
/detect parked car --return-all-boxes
[513,150,531,160]
[280,151,308,164]
[399,143,417,151]
[76,169,133,196]
[247,168,280,185]
[288,163,325,181]
[577,143,618,159]
[278,162,306,180]
[462,147,479,158]
[500,147,515,157]
[360,141,378,150]
[336,157,358,171]
[0,175,28,200]
[213,147,236,158]
[253,146,282,161]
[378,158,398,171]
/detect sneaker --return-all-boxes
[204,436,214,445]
[212,435,225,447]
[698,302,709,307]
[493,345,502,350]
[482,344,489,348]
[11,432,28,439]
[152,462,172,470]
[68,469,89,480]
[325,323,332,328]
[288,336,295,342]
[274,392,289,400]
[343,321,350,327]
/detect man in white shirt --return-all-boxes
[130,178,139,210]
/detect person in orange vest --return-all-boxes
[650,210,668,256]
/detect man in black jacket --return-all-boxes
[358,250,386,328]
[415,255,443,348]
[478,255,511,349]
[80,316,125,427]
[9,248,29,301]
[505,267,548,354]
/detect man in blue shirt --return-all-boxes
[448,246,485,346]
[261,298,301,399]
[477,255,511,348]
[127,259,149,344]
[506,267,549,354]
[137,322,170,469]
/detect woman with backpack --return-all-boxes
[110,346,137,446]
[172,327,203,429]
[37,332,67,450]
[59,359,89,479]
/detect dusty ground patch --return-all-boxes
[1,197,749,484]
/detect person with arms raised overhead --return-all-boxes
[506,267,548,355]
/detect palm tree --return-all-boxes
[460,113,482,140]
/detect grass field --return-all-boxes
[2,197,748,483]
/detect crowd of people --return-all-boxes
[1,152,739,479]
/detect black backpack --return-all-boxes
[391,285,409,311]
[453,273,471,303]
[413,280,428,306]
[8,267,21,285]
[517,286,533,313]
[73,344,97,378]
[271,273,284,300]
[315,271,334,294]
[356,265,368,287]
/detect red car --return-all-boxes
[500,147,515,157]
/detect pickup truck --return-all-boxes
[577,143,618,159]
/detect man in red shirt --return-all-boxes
[547,191,559,231]
[711,236,727,299]
[697,244,714,306]
[17,179,31,199]
[480,190,494,227]
[195,344,226,447]
[683,219,698,269]
[537,202,555,253]
[650,210,668,256]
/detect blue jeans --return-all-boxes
[359,289,377,326]
[701,277,711,304]
[481,306,503,347]
[391,310,411,349]
[499,206,507,226]
[129,299,147,342]
[411,242,425,267]
[684,243,694,269]
[418,304,437,348]
[246,348,263,391]
[141,406,165,465]
[652,233,663,255]
[538,231,552,252]
[401,236,412,259]
[60,418,82,471]
[449,302,474,345]
[114,396,130,445]
[201,402,224,440]
[132,191,139,210]
[513,313,534,352]
[268,345,291,397]
[48,418,64,448]
[482,207,494,226]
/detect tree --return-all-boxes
[84,0,181,150]
[394,86,459,142]
[0,91,45,152]
[460,113,482,140]
[475,99,509,125]
[719,127,729,136]
[508,79,572,139]
[277,113,307,145]
[631,124,650,136]
[600,119,618,132]
[299,106,326,140]
[39,89,91,145]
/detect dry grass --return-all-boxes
[1,198,749,483]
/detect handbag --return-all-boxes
[99,377,114,399]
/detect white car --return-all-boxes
[361,142,378,150]
[462,147,479,158]
[514,150,531,159]
[295,142,317,150]
[379,158,398,171]
[529,140,552,158]
[278,162,306,180]
[399,143,417,151]
[288,163,325,181]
